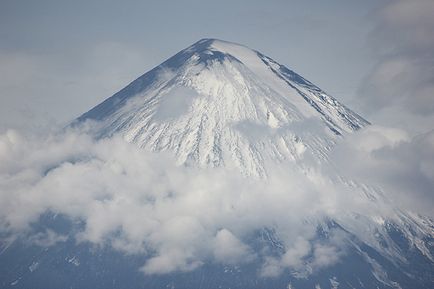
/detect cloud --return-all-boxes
[358,0,434,132]
[27,229,68,247]
[0,127,431,276]
[260,234,344,278]
[332,125,434,216]
[351,0,434,218]
[212,228,254,265]
[260,236,312,278]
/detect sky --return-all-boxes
[0,0,383,132]
[0,0,434,277]
[2,0,433,133]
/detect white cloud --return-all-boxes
[280,237,311,268]
[0,126,431,276]
[311,244,340,269]
[212,228,254,264]
[332,125,434,216]
[27,229,68,247]
[260,235,344,278]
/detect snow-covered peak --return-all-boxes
[77,39,369,176]
[185,38,253,56]
[193,38,269,68]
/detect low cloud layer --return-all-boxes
[0,124,432,276]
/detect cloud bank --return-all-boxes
[1,126,421,276]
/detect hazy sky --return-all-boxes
[1,0,433,134]
[0,0,381,131]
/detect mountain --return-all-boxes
[1,39,433,289]
[77,38,368,177]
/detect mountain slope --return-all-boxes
[78,38,368,176]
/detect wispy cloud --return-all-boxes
[358,0,434,132]
[332,125,434,216]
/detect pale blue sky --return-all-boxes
[0,0,399,131]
